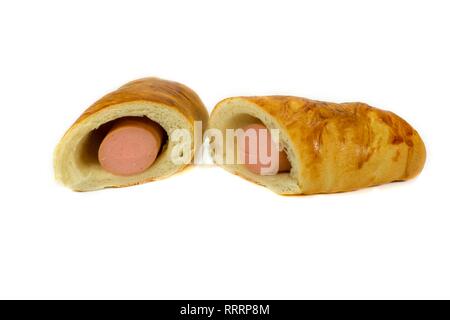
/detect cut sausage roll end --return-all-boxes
[54,77,208,191]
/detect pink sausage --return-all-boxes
[239,123,291,175]
[98,118,164,176]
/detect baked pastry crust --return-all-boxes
[54,77,208,191]
[209,96,426,194]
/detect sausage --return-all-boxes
[98,118,164,176]
[238,123,291,175]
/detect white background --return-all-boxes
[0,0,449,299]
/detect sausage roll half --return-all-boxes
[208,96,426,195]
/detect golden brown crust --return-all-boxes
[75,77,209,128]
[211,96,426,194]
